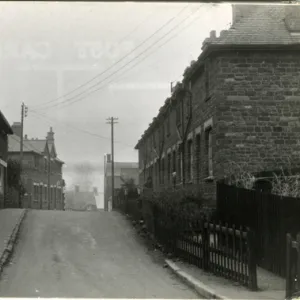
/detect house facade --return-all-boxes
[8,124,65,210]
[0,111,13,208]
[135,4,300,203]
[104,153,139,210]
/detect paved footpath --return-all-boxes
[0,209,26,271]
[0,210,198,298]
[166,258,286,299]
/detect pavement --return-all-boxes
[0,209,199,298]
[166,258,286,299]
[0,209,27,274]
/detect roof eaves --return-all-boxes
[0,110,13,134]
[184,42,300,83]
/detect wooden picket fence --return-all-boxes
[153,204,258,290]
[286,233,300,299]
[115,190,257,290]
[217,182,300,278]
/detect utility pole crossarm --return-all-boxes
[106,117,118,211]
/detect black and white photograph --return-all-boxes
[0,1,300,299]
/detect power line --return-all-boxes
[29,109,135,149]
[29,8,160,108]
[35,5,201,112]
[104,9,204,89]
[37,6,203,112]
[31,5,190,110]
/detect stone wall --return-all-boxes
[137,49,300,205]
[214,50,300,179]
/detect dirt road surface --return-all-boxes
[0,210,198,298]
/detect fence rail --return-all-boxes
[153,204,257,290]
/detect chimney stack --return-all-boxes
[210,30,216,39]
[11,122,22,138]
[46,127,54,143]
[46,127,55,152]
[24,134,28,140]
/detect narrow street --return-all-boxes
[0,210,197,298]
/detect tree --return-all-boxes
[7,159,26,200]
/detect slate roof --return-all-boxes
[202,5,300,48]
[8,135,45,155]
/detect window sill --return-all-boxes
[204,176,215,182]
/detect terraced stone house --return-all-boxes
[0,110,13,208]
[134,4,300,203]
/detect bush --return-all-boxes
[141,187,215,222]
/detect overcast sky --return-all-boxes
[0,2,232,190]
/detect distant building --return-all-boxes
[103,154,139,210]
[8,125,65,210]
[0,110,13,208]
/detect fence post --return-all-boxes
[286,233,293,300]
[247,228,258,291]
[203,220,210,271]
[296,233,300,293]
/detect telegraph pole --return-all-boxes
[106,117,118,211]
[47,155,51,210]
[19,103,28,208]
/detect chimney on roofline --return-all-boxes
[24,134,28,140]
[11,122,22,138]
[46,127,54,143]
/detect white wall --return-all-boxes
[95,194,104,209]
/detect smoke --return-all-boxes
[72,161,96,192]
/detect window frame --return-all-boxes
[205,126,213,177]
[176,102,181,126]
[195,133,201,183]
[187,139,193,182]
[160,157,165,185]
[0,166,4,195]
[167,153,171,183]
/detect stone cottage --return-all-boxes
[134,4,300,203]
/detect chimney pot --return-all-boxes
[24,134,28,140]
[210,30,216,39]
[220,30,226,37]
